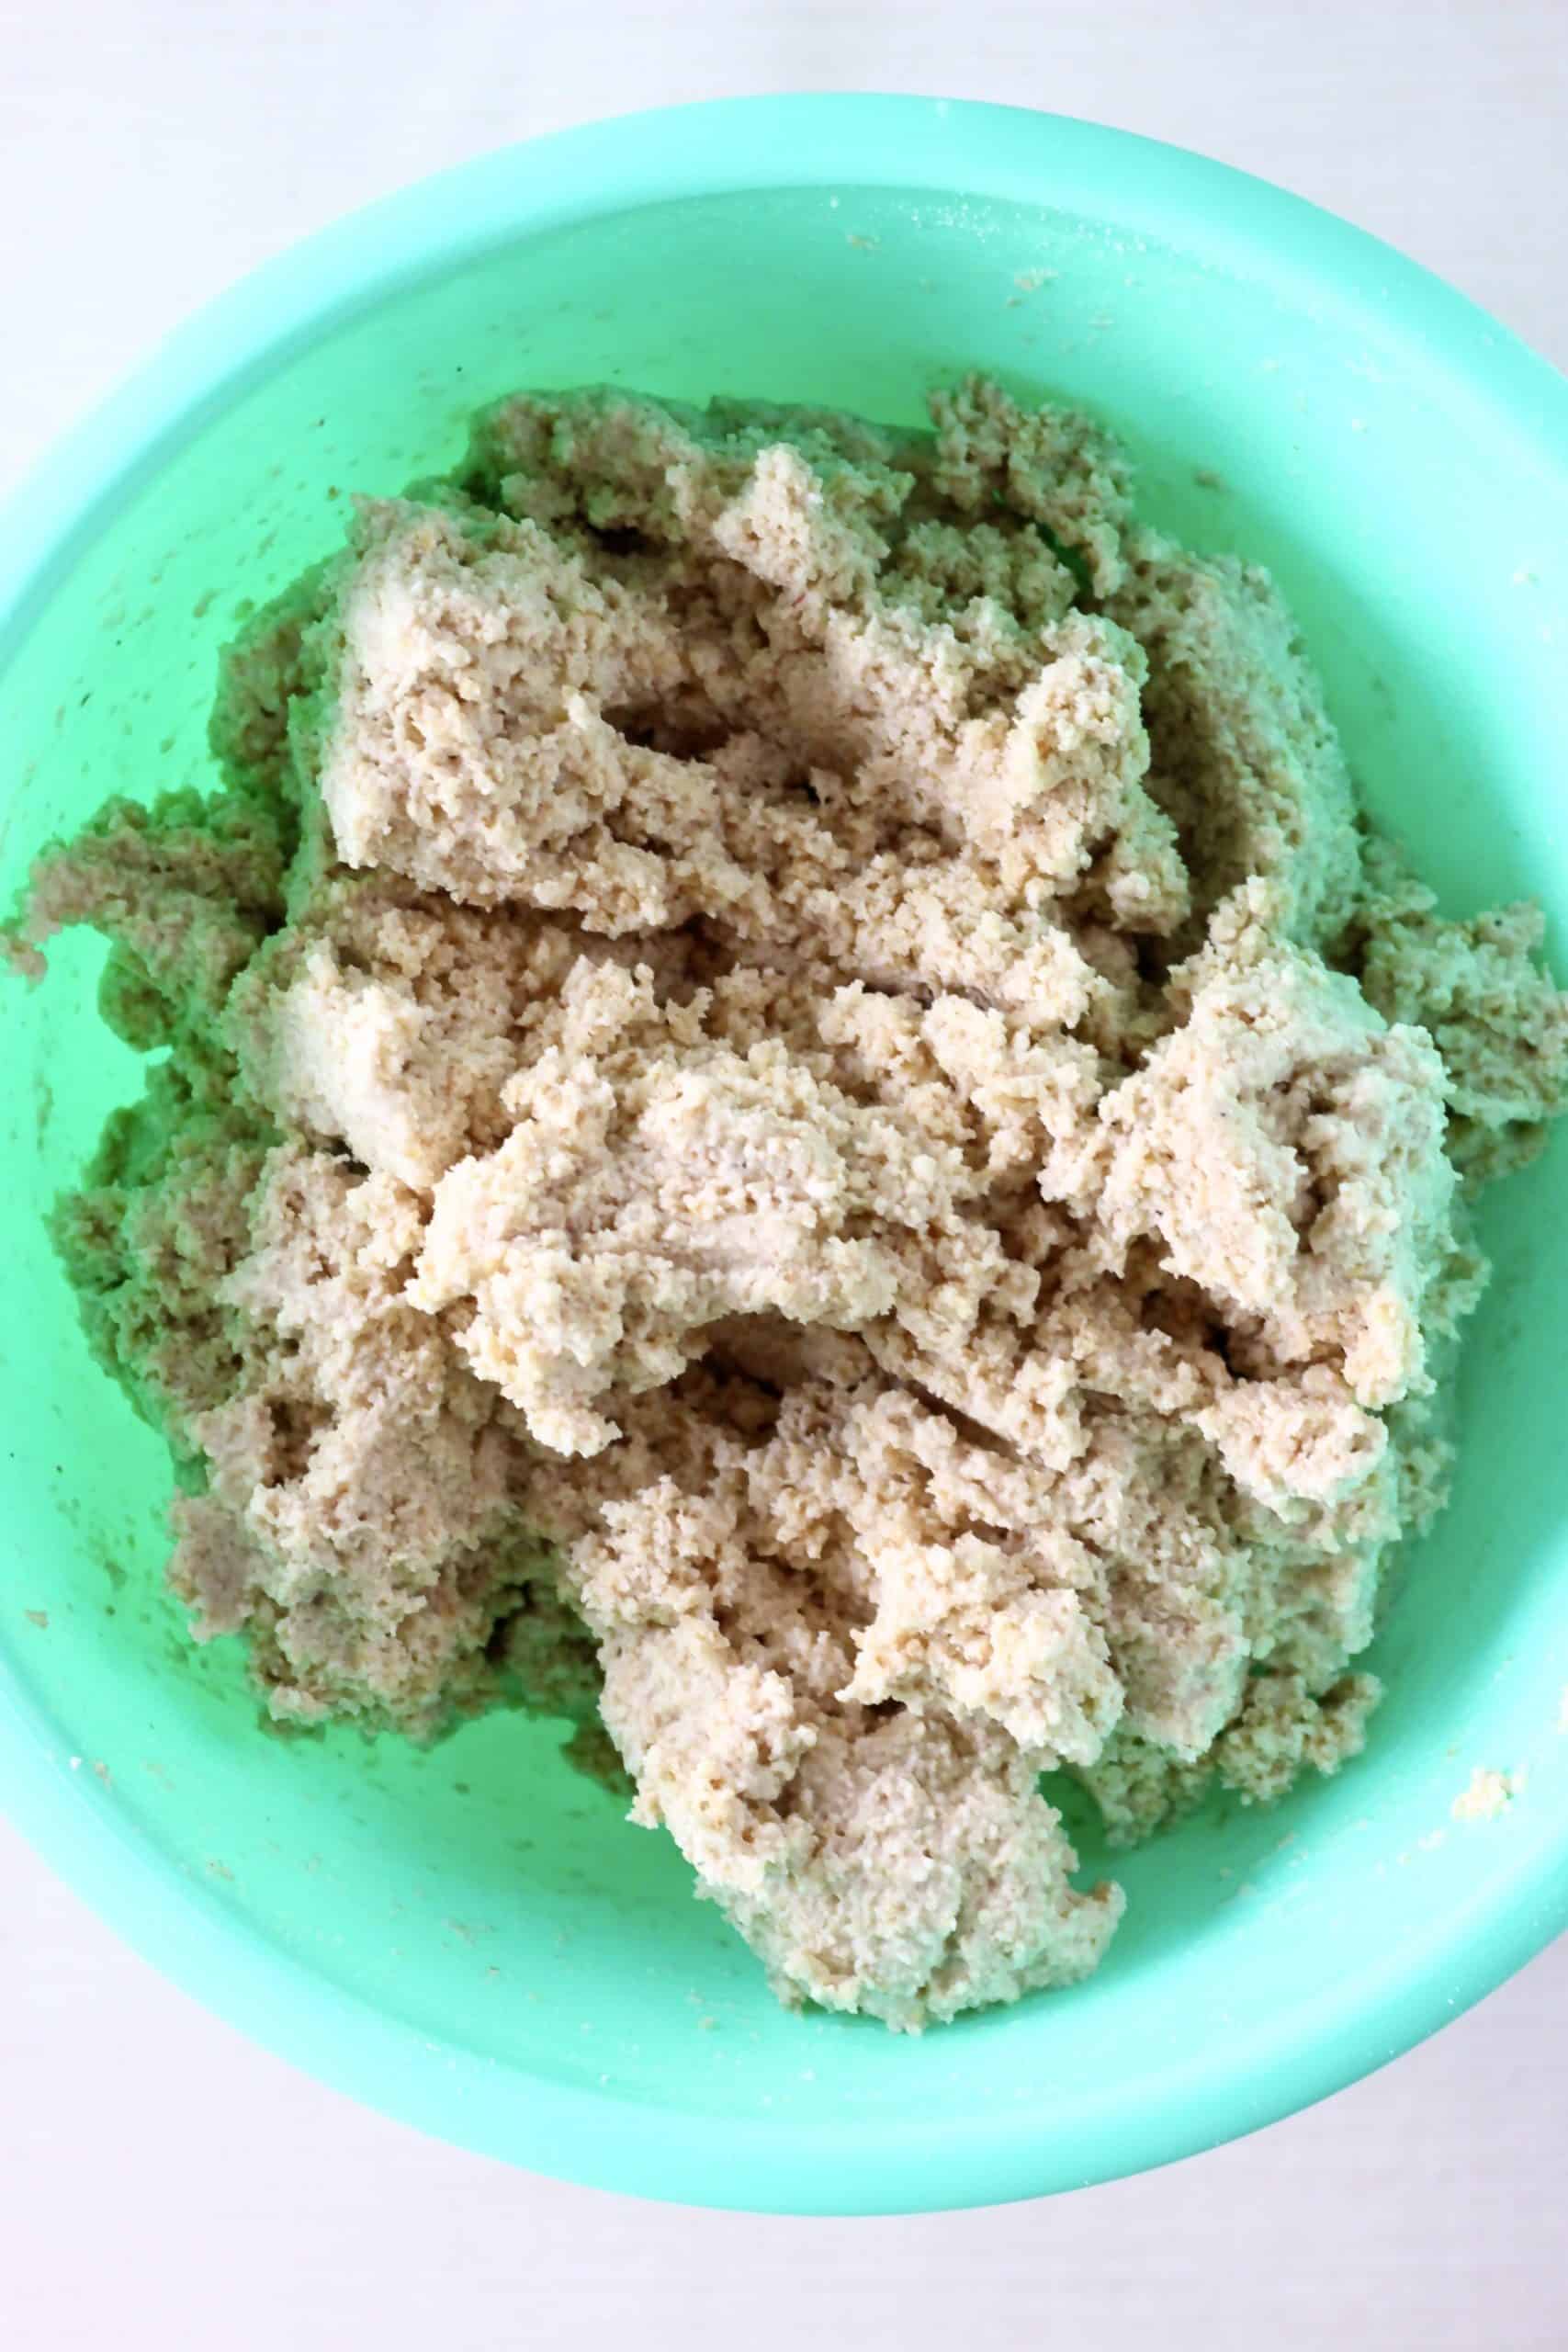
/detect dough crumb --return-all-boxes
[1451,1768,1517,1823]
[8,378,1567,2029]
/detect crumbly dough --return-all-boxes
[10,378,1568,2029]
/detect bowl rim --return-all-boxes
[4,93,1567,2215]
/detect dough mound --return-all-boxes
[10,378,1567,2029]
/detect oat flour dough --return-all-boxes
[10,379,1568,2028]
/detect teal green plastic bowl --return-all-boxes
[3,96,1566,2215]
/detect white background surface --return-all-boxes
[3,5,1565,2345]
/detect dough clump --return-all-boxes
[10,378,1567,2028]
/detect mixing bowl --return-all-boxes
[2,96,1565,2215]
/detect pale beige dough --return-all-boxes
[9,376,1567,2028]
